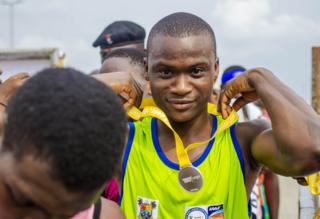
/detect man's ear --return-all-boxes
[213,57,219,83]
[144,57,149,81]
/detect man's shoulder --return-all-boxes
[126,117,154,145]
[131,117,154,133]
[234,119,271,169]
[237,118,270,134]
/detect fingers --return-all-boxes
[232,97,247,112]
[293,177,308,186]
[11,72,29,80]
[119,86,138,111]
[0,72,30,105]
[218,87,235,119]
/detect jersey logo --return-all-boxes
[136,196,159,219]
[185,204,224,219]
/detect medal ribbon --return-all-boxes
[128,101,239,169]
[305,173,320,195]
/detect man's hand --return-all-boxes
[0,72,29,106]
[93,72,144,111]
[219,69,264,119]
[293,177,308,186]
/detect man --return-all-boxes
[93,21,146,63]
[0,68,126,218]
[96,12,320,218]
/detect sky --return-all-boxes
[0,0,319,100]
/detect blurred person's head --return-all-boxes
[145,12,219,123]
[0,68,126,218]
[221,65,246,88]
[100,48,145,79]
[93,21,146,63]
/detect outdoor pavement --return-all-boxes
[278,175,299,218]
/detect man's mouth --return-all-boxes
[168,99,195,110]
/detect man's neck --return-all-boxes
[157,111,213,149]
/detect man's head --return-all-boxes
[146,12,219,122]
[100,48,146,78]
[0,68,126,218]
[93,21,146,63]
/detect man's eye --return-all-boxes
[159,70,173,78]
[191,67,205,77]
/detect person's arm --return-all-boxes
[0,72,29,134]
[263,169,279,219]
[93,71,145,111]
[219,68,320,176]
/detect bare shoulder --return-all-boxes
[237,118,271,137]
[99,198,125,219]
[235,119,271,168]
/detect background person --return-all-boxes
[0,68,126,218]
[93,21,146,63]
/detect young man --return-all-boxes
[0,68,126,219]
[97,12,320,218]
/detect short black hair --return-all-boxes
[147,12,217,56]
[2,68,126,193]
[103,48,145,67]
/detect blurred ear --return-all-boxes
[213,57,219,83]
[144,57,149,81]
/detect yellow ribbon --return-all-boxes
[139,97,156,109]
[135,98,320,195]
[305,173,320,195]
[128,101,239,169]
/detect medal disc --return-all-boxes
[178,166,203,192]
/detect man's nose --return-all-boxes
[171,73,192,96]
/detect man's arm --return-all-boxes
[263,169,279,219]
[92,71,145,110]
[219,68,320,176]
[0,72,29,134]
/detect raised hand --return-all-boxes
[93,72,144,111]
[218,68,264,119]
[0,72,29,106]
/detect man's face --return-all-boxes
[100,43,145,63]
[0,152,101,219]
[147,35,218,123]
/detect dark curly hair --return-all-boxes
[2,68,126,193]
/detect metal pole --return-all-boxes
[312,47,320,218]
[9,4,14,48]
[0,0,23,49]
[300,47,320,219]
[312,47,320,113]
